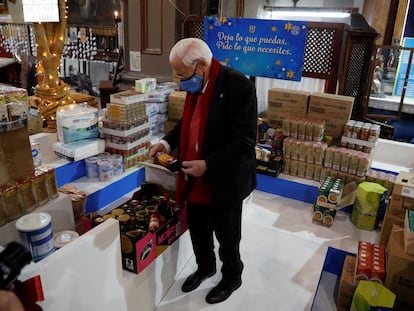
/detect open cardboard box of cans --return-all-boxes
[82,181,187,274]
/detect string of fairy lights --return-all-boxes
[0,24,37,58]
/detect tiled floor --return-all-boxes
[155,190,378,311]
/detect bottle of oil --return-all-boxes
[154,152,181,172]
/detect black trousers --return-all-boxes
[187,197,244,282]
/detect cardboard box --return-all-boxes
[311,247,356,310]
[385,226,414,310]
[82,180,187,275]
[404,210,414,255]
[121,230,157,274]
[0,126,34,184]
[393,172,414,199]
[379,207,405,246]
[404,196,414,210]
[82,209,158,275]
[387,194,406,219]
[110,89,146,105]
[307,93,354,138]
[168,91,186,121]
[256,157,282,177]
[267,88,309,114]
[336,255,357,311]
[308,93,354,118]
[156,204,188,248]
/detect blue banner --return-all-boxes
[393,37,414,98]
[204,17,308,81]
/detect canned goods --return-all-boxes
[297,161,306,178]
[1,184,22,221]
[282,157,290,175]
[305,163,315,180]
[31,143,42,168]
[32,170,49,206]
[16,177,36,214]
[343,120,355,138]
[42,167,59,199]
[313,204,337,227]
[111,208,124,217]
[324,147,335,168]
[7,102,26,121]
[98,160,113,182]
[111,154,124,176]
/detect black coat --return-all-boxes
[164,65,258,205]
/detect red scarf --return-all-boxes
[176,58,221,206]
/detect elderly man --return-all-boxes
[150,38,257,304]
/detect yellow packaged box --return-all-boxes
[350,182,388,231]
[168,91,186,121]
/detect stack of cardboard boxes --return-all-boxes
[380,172,414,246]
[267,88,354,139]
[378,172,414,310]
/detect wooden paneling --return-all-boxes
[140,0,163,55]
[362,0,392,45]
[393,0,409,44]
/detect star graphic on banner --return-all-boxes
[220,17,228,24]
[285,22,293,31]
[209,25,214,30]
[275,60,281,66]
[271,26,277,32]
[287,70,295,79]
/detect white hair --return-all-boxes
[169,38,212,67]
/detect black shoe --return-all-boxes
[181,268,216,293]
[205,279,242,304]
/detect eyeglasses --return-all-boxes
[175,61,199,81]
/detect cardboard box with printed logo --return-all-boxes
[393,172,414,198]
[267,88,309,127]
[307,93,354,138]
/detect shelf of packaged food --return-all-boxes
[67,166,146,213]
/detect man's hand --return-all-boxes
[0,290,25,311]
[181,160,207,177]
[149,143,167,159]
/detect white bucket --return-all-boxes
[98,160,113,182]
[111,154,124,176]
[85,156,99,178]
[16,212,55,262]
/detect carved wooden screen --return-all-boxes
[182,16,345,94]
